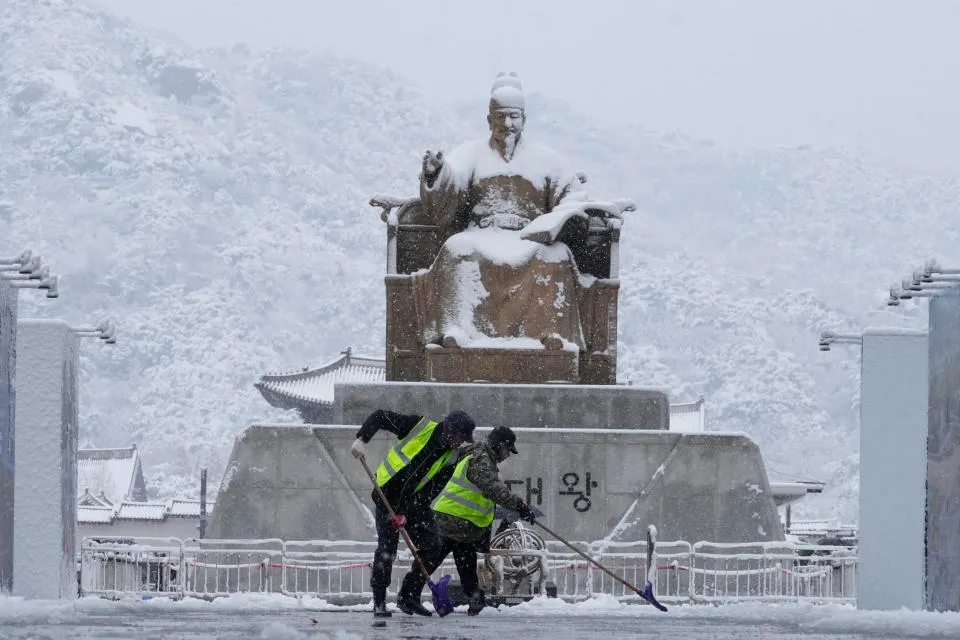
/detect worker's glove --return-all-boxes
[516,503,541,525]
[389,514,407,530]
[350,438,367,459]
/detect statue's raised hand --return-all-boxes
[422,150,444,185]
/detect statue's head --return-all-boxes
[487,72,526,159]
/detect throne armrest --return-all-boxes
[370,194,417,223]
[582,199,636,220]
[381,199,445,275]
[557,212,622,280]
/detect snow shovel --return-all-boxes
[534,521,668,611]
[356,455,454,617]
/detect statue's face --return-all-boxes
[487,107,525,144]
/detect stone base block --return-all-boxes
[424,345,579,384]
[333,381,670,430]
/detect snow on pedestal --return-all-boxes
[0,281,16,592]
[12,319,78,600]
[859,328,927,611]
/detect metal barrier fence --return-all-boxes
[79,536,856,605]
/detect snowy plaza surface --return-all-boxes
[3,595,960,639]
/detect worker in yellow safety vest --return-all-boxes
[350,409,475,618]
[396,426,541,617]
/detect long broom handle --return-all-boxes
[358,455,434,583]
[535,520,645,593]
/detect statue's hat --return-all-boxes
[490,71,525,111]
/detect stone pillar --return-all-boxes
[0,281,16,592]
[858,329,927,611]
[926,289,960,611]
[12,320,78,600]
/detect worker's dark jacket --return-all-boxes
[356,409,457,511]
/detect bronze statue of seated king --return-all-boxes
[370,72,634,385]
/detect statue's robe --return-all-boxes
[412,137,591,350]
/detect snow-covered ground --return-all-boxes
[2,594,960,639]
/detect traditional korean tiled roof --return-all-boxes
[77,505,115,524]
[114,501,167,521]
[78,487,113,507]
[255,349,385,411]
[786,517,857,540]
[78,498,214,525]
[77,445,147,504]
[167,499,207,518]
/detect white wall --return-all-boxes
[13,320,77,600]
[78,518,202,547]
[858,329,927,611]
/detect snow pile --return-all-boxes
[490,597,960,636]
[259,622,303,640]
[4,594,960,637]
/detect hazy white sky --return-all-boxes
[96,0,960,172]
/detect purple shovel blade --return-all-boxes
[637,580,668,612]
[429,574,454,617]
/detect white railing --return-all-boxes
[690,541,856,603]
[79,537,185,599]
[78,536,856,605]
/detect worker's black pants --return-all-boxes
[370,499,439,602]
[398,536,482,602]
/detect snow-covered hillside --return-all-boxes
[3,0,957,520]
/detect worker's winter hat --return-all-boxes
[443,410,476,442]
[487,425,519,455]
[490,71,525,111]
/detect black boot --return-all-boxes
[398,597,433,617]
[373,587,392,618]
[467,590,486,616]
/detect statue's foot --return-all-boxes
[442,335,460,349]
[541,335,563,351]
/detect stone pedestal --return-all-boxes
[926,290,960,611]
[208,424,782,547]
[0,282,16,592]
[210,378,781,542]
[13,320,78,600]
[333,381,670,430]
[858,329,927,611]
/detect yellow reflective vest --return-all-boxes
[375,417,448,492]
[431,454,495,528]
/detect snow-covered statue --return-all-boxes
[371,72,633,385]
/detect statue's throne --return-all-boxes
[371,194,627,385]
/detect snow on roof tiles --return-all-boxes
[78,506,116,524]
[256,351,385,408]
[114,501,167,521]
[787,518,857,537]
[77,446,143,504]
[168,499,211,517]
[76,499,214,525]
